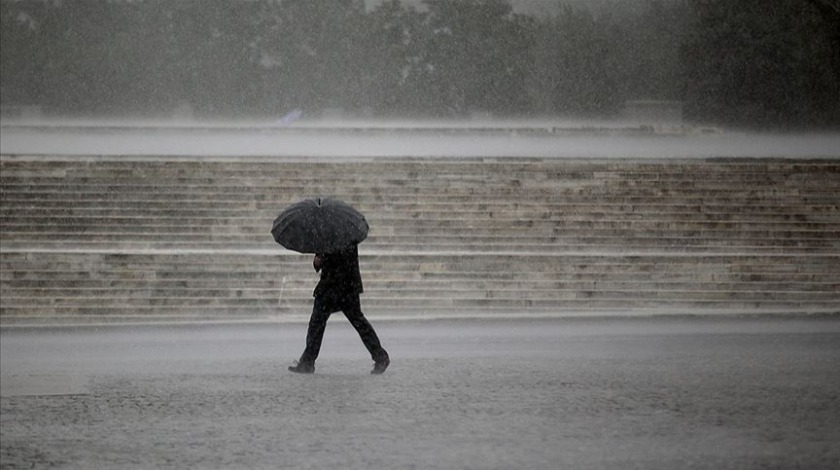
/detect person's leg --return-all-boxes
[291,296,331,372]
[341,295,390,373]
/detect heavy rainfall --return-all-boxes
[1,0,839,469]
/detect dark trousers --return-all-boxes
[299,293,388,365]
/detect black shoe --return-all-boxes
[371,357,390,375]
[288,361,314,374]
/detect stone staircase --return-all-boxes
[1,156,838,324]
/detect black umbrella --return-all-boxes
[271,197,369,254]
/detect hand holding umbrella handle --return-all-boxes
[313,254,323,272]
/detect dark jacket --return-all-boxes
[314,245,363,300]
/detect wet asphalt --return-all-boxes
[2,316,839,469]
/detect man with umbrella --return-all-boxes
[272,198,390,375]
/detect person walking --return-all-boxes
[288,244,390,374]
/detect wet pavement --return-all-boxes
[2,316,839,469]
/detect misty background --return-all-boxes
[1,0,839,130]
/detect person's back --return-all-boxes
[314,245,363,301]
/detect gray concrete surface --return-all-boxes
[2,316,839,469]
[2,124,839,158]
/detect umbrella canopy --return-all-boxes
[271,197,369,254]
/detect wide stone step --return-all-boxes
[3,184,837,201]
[3,210,838,227]
[1,240,835,257]
[2,297,836,321]
[4,282,836,304]
[2,200,838,218]
[3,212,837,231]
[3,288,836,307]
[3,161,837,183]
[4,269,837,287]
[1,240,836,258]
[5,253,836,277]
[4,192,836,211]
[3,181,836,197]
